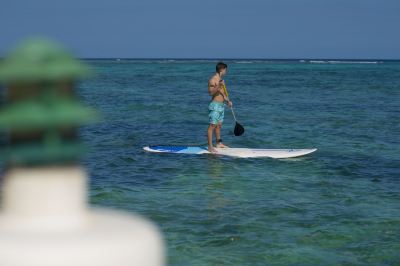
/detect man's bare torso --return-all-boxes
[208,73,225,102]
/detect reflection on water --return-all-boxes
[206,156,229,212]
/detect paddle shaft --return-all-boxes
[222,84,238,122]
[230,106,238,122]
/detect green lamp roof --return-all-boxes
[0,99,98,130]
[0,38,91,83]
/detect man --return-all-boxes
[207,62,233,153]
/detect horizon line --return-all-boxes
[1,57,399,61]
[79,58,400,61]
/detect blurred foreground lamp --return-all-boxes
[0,39,164,266]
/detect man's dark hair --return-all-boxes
[216,62,228,74]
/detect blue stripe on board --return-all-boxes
[149,146,188,152]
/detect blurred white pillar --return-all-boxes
[0,166,165,266]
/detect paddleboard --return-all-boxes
[143,146,317,158]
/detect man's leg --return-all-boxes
[207,124,217,153]
[215,123,221,144]
[215,123,229,148]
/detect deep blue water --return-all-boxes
[79,59,400,265]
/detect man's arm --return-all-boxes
[219,80,233,107]
[208,79,219,95]
[221,91,233,107]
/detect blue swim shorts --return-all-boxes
[208,101,225,125]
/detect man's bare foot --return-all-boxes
[208,146,218,153]
[216,143,229,148]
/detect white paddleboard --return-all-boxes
[143,146,317,158]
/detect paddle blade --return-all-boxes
[234,122,245,136]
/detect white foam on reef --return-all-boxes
[235,61,254,64]
[309,60,327,64]
[158,60,175,63]
[328,60,378,64]
[309,60,379,64]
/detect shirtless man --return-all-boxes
[207,62,233,153]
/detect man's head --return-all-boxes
[216,62,228,76]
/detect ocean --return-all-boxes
[79,59,400,265]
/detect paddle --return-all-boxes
[222,83,245,136]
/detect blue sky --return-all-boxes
[1,0,399,59]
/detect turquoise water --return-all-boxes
[80,60,400,265]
